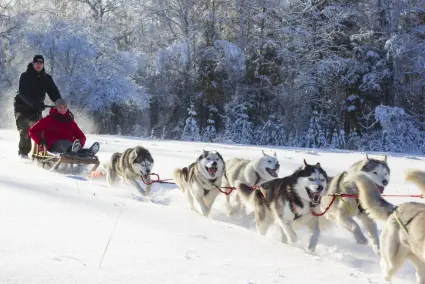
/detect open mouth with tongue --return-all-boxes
[266,167,279,177]
[376,184,385,194]
[206,166,218,177]
[306,188,322,204]
[140,171,148,179]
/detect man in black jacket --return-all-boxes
[14,54,62,159]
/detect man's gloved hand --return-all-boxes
[34,102,46,112]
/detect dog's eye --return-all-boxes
[308,177,315,181]
[319,178,326,182]
[207,157,211,161]
[268,160,272,163]
[373,171,378,174]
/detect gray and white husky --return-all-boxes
[235,159,328,252]
[106,146,154,196]
[173,150,225,217]
[223,150,280,216]
[320,154,390,254]
[345,170,425,284]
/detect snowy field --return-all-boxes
[0,128,423,284]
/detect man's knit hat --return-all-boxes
[32,55,44,63]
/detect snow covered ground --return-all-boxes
[0,128,423,284]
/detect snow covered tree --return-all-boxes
[374,105,424,153]
[223,101,253,145]
[302,111,328,148]
[329,129,346,150]
[181,104,201,141]
[201,106,218,142]
[256,115,285,146]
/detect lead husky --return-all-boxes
[223,150,280,216]
[346,170,425,284]
[173,150,225,217]
[106,146,154,196]
[320,154,390,254]
[235,160,328,252]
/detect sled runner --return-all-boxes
[31,142,100,173]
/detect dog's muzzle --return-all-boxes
[205,166,218,177]
[306,185,324,204]
[140,170,150,179]
[376,184,385,194]
[266,166,279,177]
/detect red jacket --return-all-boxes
[29,108,86,150]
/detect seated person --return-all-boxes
[28,98,99,156]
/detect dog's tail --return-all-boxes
[173,167,189,192]
[106,152,121,186]
[234,180,266,207]
[405,169,425,196]
[345,172,395,221]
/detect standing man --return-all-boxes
[14,54,62,159]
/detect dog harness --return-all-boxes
[393,206,425,234]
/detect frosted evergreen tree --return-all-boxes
[303,111,327,148]
[224,102,253,145]
[330,129,346,149]
[257,115,285,146]
[374,105,424,153]
[202,114,217,142]
[181,104,201,141]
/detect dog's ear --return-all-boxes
[316,162,321,168]
[366,154,370,160]
[383,155,387,162]
[130,148,139,163]
[303,159,308,167]
[273,151,277,157]
[262,150,266,156]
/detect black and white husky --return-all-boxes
[235,160,328,252]
[173,150,226,217]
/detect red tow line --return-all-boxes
[139,173,265,196]
[312,193,424,216]
[140,173,175,185]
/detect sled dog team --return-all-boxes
[106,146,425,284]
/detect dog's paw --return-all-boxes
[372,245,380,256]
[306,245,317,254]
[355,234,368,245]
[288,234,298,244]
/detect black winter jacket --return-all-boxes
[14,63,61,114]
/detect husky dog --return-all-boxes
[173,150,225,217]
[320,154,390,254]
[346,170,425,284]
[223,150,280,216]
[106,146,154,196]
[235,159,328,252]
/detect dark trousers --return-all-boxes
[15,112,41,155]
[50,139,92,155]
[50,139,73,153]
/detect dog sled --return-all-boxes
[31,142,100,173]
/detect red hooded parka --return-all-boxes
[28,108,86,150]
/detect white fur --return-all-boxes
[321,156,390,255]
[224,151,280,215]
[173,151,225,217]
